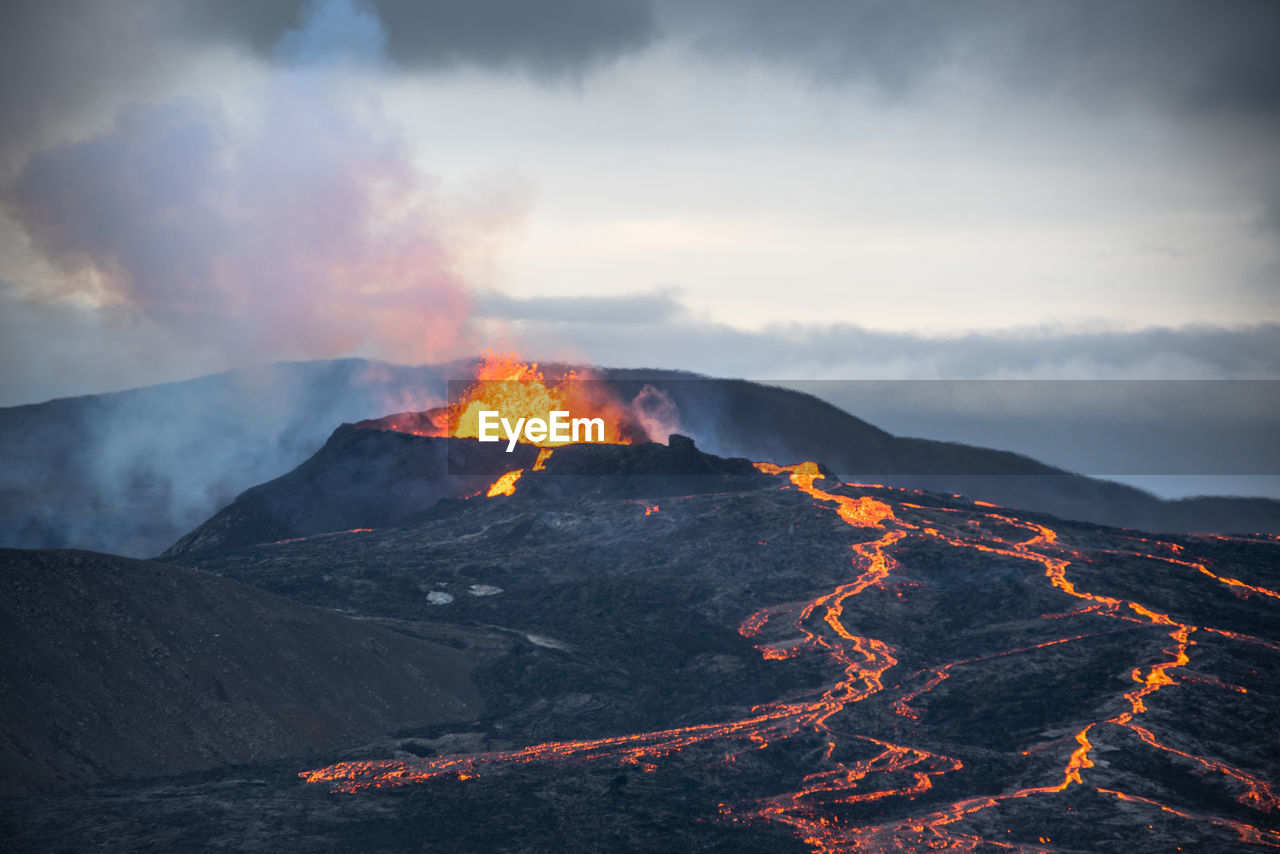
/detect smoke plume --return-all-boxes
[4,0,505,369]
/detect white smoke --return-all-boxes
[4,0,519,370]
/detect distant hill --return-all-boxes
[604,371,1280,535]
[1,359,1275,560]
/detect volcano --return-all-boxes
[4,423,1278,852]
[3,359,1277,559]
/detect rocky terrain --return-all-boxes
[3,435,1278,852]
[0,548,483,796]
[161,425,541,555]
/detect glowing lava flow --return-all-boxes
[485,469,523,498]
[479,448,552,499]
[302,460,1280,852]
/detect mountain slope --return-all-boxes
[605,371,1280,534]
[162,424,541,556]
[165,379,1280,559]
[0,548,484,795]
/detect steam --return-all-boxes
[630,384,684,441]
[4,0,501,369]
[0,358,454,558]
[0,0,524,558]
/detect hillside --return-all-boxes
[0,548,485,795]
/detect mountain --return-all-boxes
[5,436,1276,851]
[166,375,1280,561]
[2,359,1276,560]
[0,547,483,796]
[603,372,1280,535]
[160,429,763,558]
[161,424,541,555]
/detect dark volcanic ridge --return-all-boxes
[162,399,1280,564]
[602,373,1280,535]
[161,430,770,559]
[162,426,541,556]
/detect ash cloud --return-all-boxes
[4,0,496,371]
[0,0,512,556]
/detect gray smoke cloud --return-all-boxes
[0,0,513,557]
[0,357,455,557]
[2,0,525,373]
[183,0,655,77]
[0,0,653,169]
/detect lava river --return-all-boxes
[300,457,1280,852]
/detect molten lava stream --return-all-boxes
[301,460,1280,852]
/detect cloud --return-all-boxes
[0,0,655,171]
[474,288,682,325]
[0,0,186,169]
[275,0,388,67]
[179,0,656,76]
[5,0,1276,173]
[3,0,515,372]
[481,290,1280,380]
[0,285,218,406]
[659,0,1280,119]
[2,0,1276,406]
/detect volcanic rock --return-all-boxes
[0,548,483,795]
[4,440,1280,851]
[162,426,539,557]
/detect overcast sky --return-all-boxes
[2,0,1279,406]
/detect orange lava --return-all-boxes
[486,469,522,498]
[753,462,898,529]
[301,460,1280,852]
[449,352,630,447]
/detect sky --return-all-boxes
[2,0,1278,404]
